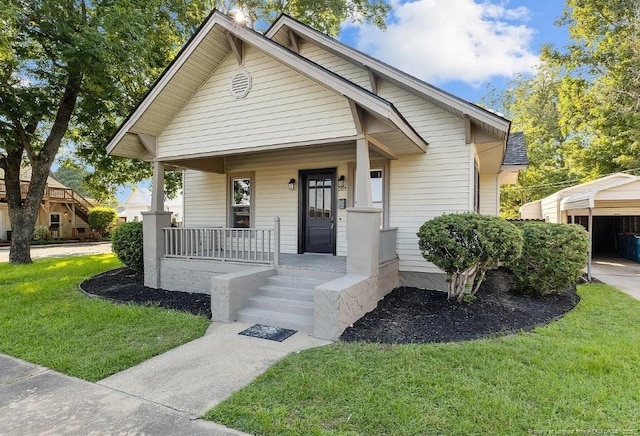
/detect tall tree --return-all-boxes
[485,64,584,218]
[0,1,389,264]
[549,0,640,176]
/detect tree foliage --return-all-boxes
[87,206,117,237]
[53,159,91,198]
[0,0,389,263]
[489,1,640,217]
[417,213,522,302]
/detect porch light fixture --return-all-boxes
[338,175,346,191]
[288,178,296,191]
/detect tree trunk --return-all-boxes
[5,158,52,264]
[5,72,81,264]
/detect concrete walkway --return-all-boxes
[591,256,640,300]
[0,241,112,262]
[0,323,330,435]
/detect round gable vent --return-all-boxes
[230,70,252,98]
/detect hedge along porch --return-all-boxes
[105,12,524,339]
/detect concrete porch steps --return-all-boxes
[235,274,327,334]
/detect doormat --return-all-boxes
[238,324,297,342]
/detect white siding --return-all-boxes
[299,41,372,91]
[380,81,470,273]
[519,201,542,220]
[479,173,499,216]
[541,194,560,223]
[183,170,226,227]
[183,145,355,255]
[157,45,356,158]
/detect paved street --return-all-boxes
[0,242,112,262]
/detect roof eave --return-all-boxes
[267,15,510,135]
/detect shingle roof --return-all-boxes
[504,132,528,165]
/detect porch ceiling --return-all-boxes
[161,140,390,174]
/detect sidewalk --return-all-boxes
[0,354,243,436]
[0,242,112,262]
[0,322,330,435]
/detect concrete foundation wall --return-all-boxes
[159,258,248,294]
[210,267,276,322]
[378,259,400,295]
[400,270,448,292]
[313,259,400,340]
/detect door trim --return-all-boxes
[298,168,337,255]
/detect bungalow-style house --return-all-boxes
[520,173,640,275]
[106,12,527,339]
[117,187,184,225]
[0,167,94,241]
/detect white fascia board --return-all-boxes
[106,12,229,155]
[267,17,510,135]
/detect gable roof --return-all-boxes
[0,167,66,189]
[266,14,510,140]
[106,10,428,160]
[504,132,528,166]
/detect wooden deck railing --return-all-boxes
[163,217,281,265]
[0,180,93,212]
[379,227,398,264]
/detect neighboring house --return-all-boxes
[0,167,94,241]
[520,173,640,272]
[106,12,527,339]
[118,187,183,225]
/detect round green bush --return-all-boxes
[111,221,143,274]
[506,222,589,295]
[88,206,117,236]
[417,213,522,301]
[32,225,49,241]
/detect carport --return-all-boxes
[559,175,640,279]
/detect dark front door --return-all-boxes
[300,169,336,254]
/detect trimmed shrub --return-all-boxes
[88,206,117,239]
[32,225,49,241]
[506,222,589,295]
[418,213,523,302]
[111,222,143,274]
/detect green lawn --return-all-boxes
[206,284,640,435]
[0,254,210,381]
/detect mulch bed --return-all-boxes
[80,267,211,318]
[80,267,580,344]
[340,269,580,344]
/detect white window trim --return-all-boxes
[227,172,255,228]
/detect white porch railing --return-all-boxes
[379,227,398,264]
[163,217,280,265]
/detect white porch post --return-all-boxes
[142,162,172,288]
[347,136,381,276]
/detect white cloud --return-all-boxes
[347,0,539,86]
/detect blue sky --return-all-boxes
[339,0,569,104]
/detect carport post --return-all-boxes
[587,208,593,281]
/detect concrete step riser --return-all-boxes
[247,296,314,317]
[236,309,312,334]
[259,285,314,302]
[266,276,323,291]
